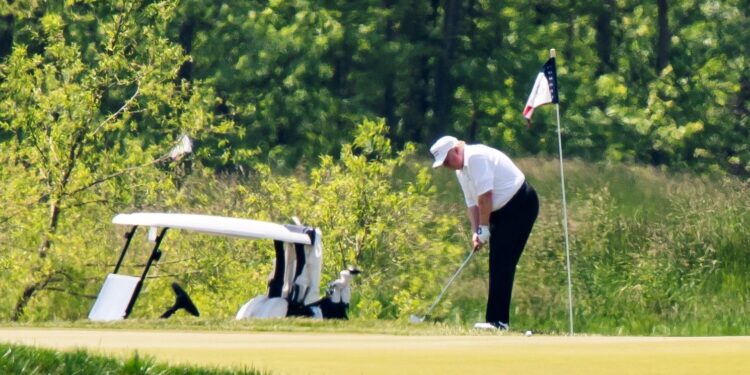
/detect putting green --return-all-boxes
[1,328,749,374]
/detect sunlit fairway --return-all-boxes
[1,320,749,374]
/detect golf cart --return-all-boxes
[88,212,359,321]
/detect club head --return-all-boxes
[409,314,425,324]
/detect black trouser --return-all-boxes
[486,181,539,324]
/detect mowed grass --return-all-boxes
[1,325,750,375]
[1,317,482,336]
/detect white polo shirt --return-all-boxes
[456,144,525,211]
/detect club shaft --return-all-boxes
[423,250,476,317]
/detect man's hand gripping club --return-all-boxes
[473,225,490,250]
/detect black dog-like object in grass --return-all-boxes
[161,282,200,319]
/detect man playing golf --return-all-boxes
[430,136,539,330]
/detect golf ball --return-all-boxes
[525,330,532,336]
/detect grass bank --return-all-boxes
[0,343,264,375]
[3,328,750,375]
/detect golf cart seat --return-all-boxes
[236,225,325,319]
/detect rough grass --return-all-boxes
[0,343,265,375]
[429,157,750,335]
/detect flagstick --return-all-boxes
[556,102,574,336]
[551,48,574,336]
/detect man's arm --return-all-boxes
[477,191,492,227]
[467,206,479,233]
[472,191,492,249]
[463,186,493,232]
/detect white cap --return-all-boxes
[429,136,458,168]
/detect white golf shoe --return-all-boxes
[473,321,509,331]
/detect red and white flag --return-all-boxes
[523,58,559,121]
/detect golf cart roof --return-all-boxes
[112,212,312,245]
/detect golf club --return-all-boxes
[410,248,477,323]
[64,134,193,198]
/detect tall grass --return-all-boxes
[0,343,264,374]
[2,124,747,337]
[437,158,750,335]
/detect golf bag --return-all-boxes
[318,267,361,319]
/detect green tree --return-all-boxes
[171,0,346,169]
[0,0,216,320]
[235,119,466,318]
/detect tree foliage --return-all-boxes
[150,0,749,175]
[0,0,217,320]
[4,0,746,173]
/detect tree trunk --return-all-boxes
[0,13,13,59]
[177,16,196,82]
[434,0,461,136]
[38,202,61,258]
[595,0,615,75]
[464,0,478,142]
[14,201,64,319]
[400,3,437,144]
[656,0,670,73]
[382,0,398,143]
[11,272,57,321]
